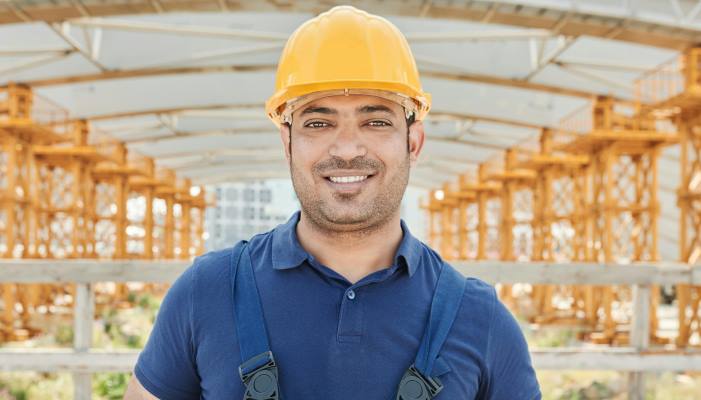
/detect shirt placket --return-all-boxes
[337,286,364,343]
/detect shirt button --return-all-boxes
[346,289,356,300]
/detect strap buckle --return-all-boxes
[238,351,280,400]
[395,364,444,400]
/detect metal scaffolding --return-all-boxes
[0,84,209,341]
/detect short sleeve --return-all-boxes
[134,264,201,399]
[483,290,542,399]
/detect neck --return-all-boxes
[296,211,404,284]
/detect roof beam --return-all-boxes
[0,51,73,77]
[421,70,601,100]
[426,135,513,151]
[0,48,72,56]
[6,1,32,23]
[48,22,108,72]
[1,1,699,49]
[154,147,282,160]
[555,62,634,92]
[69,0,91,17]
[67,17,289,41]
[16,62,608,100]
[72,104,263,122]
[429,111,547,130]
[524,35,577,81]
[122,127,273,145]
[416,54,604,99]
[72,105,553,137]
[405,28,554,42]
[557,58,656,73]
[149,0,164,13]
[69,17,555,43]
[17,64,276,87]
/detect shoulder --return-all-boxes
[437,259,500,347]
[419,242,497,315]
[441,261,530,365]
[445,261,498,324]
[188,229,275,286]
[416,242,497,313]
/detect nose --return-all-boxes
[328,123,367,160]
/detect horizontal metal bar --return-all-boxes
[0,349,138,373]
[452,261,697,285]
[0,259,189,283]
[67,18,288,41]
[531,348,701,372]
[405,29,554,42]
[0,260,697,285]
[1,348,700,373]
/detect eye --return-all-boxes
[304,121,331,128]
[366,120,392,127]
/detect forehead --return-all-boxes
[293,94,403,117]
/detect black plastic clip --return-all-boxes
[395,364,444,400]
[239,351,280,400]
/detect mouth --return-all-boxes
[323,173,375,191]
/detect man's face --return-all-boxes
[279,94,425,233]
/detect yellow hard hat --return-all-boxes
[265,5,431,126]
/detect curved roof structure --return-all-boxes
[2,0,698,259]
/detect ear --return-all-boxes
[279,123,291,162]
[408,120,425,167]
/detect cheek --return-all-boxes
[372,137,407,168]
[291,136,324,172]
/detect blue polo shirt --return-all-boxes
[135,211,541,399]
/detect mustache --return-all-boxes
[313,156,383,174]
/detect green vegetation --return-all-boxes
[0,291,161,399]
[94,373,130,400]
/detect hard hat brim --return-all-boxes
[266,81,431,127]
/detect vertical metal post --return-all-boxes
[73,282,94,400]
[477,165,487,260]
[627,284,650,400]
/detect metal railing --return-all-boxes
[1,259,700,399]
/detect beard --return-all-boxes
[289,152,410,236]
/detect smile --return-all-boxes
[328,175,369,183]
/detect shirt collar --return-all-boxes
[271,211,423,277]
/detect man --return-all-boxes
[125,6,541,399]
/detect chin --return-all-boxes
[320,206,375,226]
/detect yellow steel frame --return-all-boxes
[0,84,209,342]
[637,48,701,347]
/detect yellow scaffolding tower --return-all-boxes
[521,128,592,325]
[555,96,673,344]
[637,48,701,347]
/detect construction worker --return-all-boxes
[125,6,540,400]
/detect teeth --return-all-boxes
[329,175,369,183]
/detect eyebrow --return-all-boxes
[357,105,396,116]
[300,104,398,117]
[300,106,337,116]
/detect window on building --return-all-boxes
[225,206,237,219]
[260,207,270,220]
[243,224,255,237]
[260,189,272,203]
[226,187,238,202]
[243,206,256,220]
[243,188,255,202]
